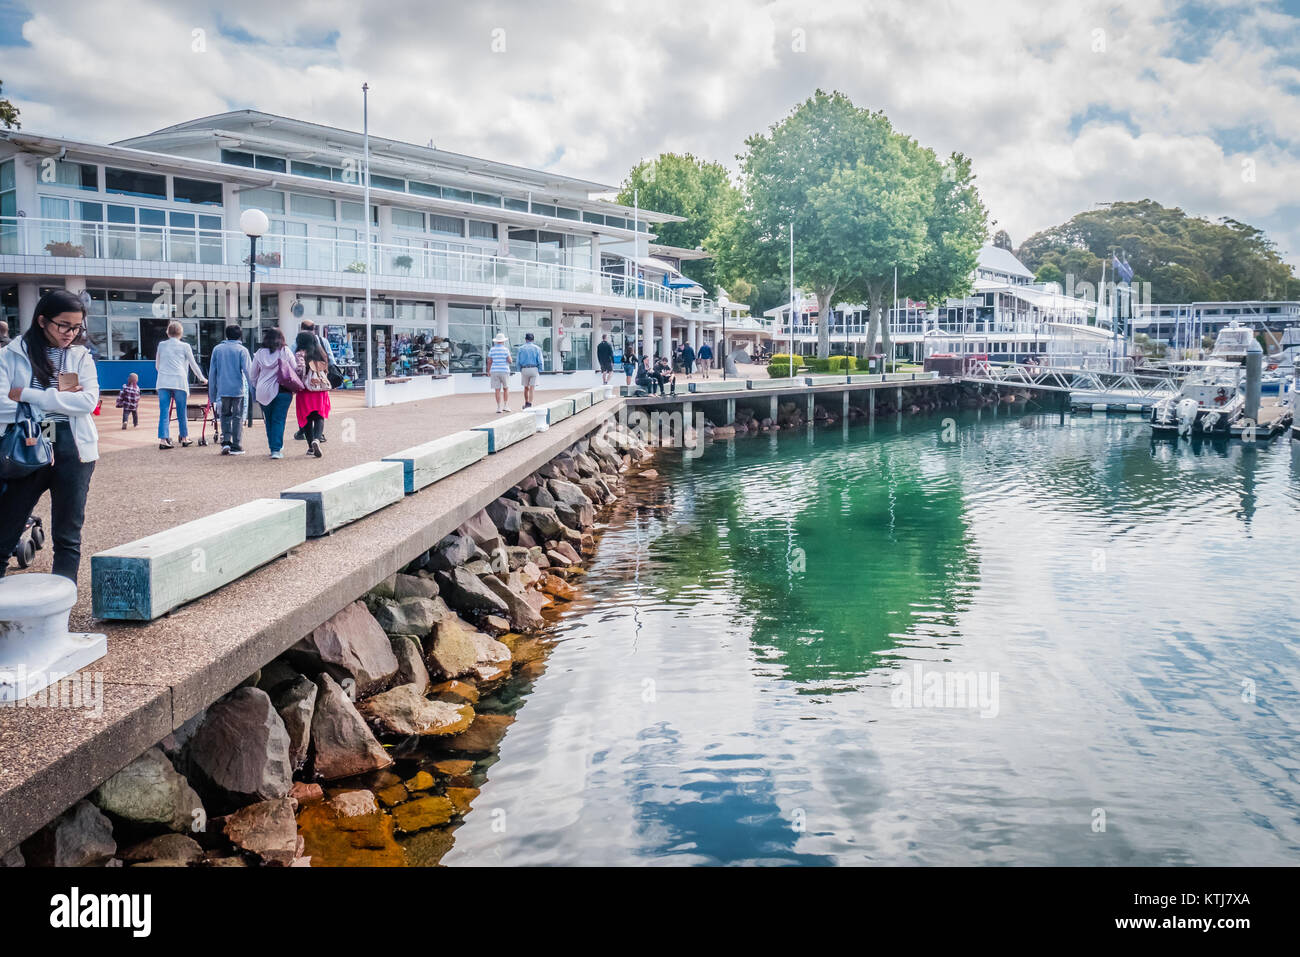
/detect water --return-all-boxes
[442,410,1300,866]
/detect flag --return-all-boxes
[1112,254,1133,284]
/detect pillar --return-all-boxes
[17,282,38,333]
[725,398,735,424]
[641,312,654,360]
[277,290,297,342]
[807,393,815,421]
[869,388,875,419]
[435,298,450,339]
[688,319,698,353]
[770,395,778,421]
[63,276,86,297]
[843,391,850,418]
[661,313,672,359]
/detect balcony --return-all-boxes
[0,216,692,313]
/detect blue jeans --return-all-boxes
[157,388,189,440]
[260,391,292,453]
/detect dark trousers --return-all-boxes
[121,409,137,427]
[304,412,324,442]
[220,396,245,448]
[0,422,96,581]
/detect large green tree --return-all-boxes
[0,81,19,129]
[1016,200,1296,304]
[616,153,739,294]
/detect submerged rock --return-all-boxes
[187,687,293,812]
[428,679,479,705]
[479,574,545,632]
[327,790,379,818]
[120,832,204,866]
[223,798,298,866]
[285,601,399,697]
[310,673,393,781]
[93,746,205,834]
[441,712,515,754]
[391,795,456,833]
[297,800,405,867]
[357,684,475,737]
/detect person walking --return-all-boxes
[681,341,696,377]
[623,342,637,389]
[0,289,100,581]
[251,327,301,460]
[115,371,140,429]
[488,332,513,413]
[597,334,614,385]
[294,330,332,458]
[518,332,543,409]
[208,324,253,455]
[294,318,334,443]
[154,320,206,450]
[697,341,713,378]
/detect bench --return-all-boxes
[542,398,575,425]
[91,498,307,621]
[382,430,490,494]
[281,461,406,538]
[472,411,536,453]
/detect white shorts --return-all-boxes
[490,371,510,390]
[520,367,539,388]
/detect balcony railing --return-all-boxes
[0,216,690,311]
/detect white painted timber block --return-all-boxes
[747,379,790,390]
[383,430,489,494]
[543,398,575,425]
[568,390,593,412]
[846,374,888,384]
[586,386,607,405]
[804,375,851,387]
[473,411,537,453]
[0,574,106,702]
[688,380,740,393]
[282,460,406,537]
[92,499,307,621]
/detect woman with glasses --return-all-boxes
[154,320,206,450]
[0,289,100,581]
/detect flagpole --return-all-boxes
[789,222,795,378]
[634,187,640,362]
[362,82,373,386]
[893,264,898,372]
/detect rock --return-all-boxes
[93,746,205,834]
[442,713,516,753]
[205,855,249,867]
[390,636,430,693]
[405,771,435,792]
[463,558,492,577]
[430,759,476,785]
[272,676,317,773]
[327,790,379,818]
[641,467,660,477]
[376,783,408,807]
[540,574,577,601]
[548,478,591,507]
[555,501,595,530]
[23,800,116,867]
[485,496,523,537]
[187,687,293,812]
[0,846,23,867]
[429,680,480,705]
[285,601,400,697]
[255,660,302,697]
[427,532,476,571]
[546,549,571,567]
[368,574,397,600]
[468,631,514,682]
[296,799,404,867]
[480,574,545,631]
[521,505,565,539]
[456,510,502,554]
[290,782,324,805]
[426,614,483,679]
[357,684,475,737]
[391,795,455,834]
[482,614,511,636]
[393,573,438,600]
[516,526,538,548]
[160,708,206,767]
[508,636,548,665]
[310,673,393,781]
[551,540,582,565]
[518,562,543,587]
[120,833,203,866]
[580,532,597,556]
[504,546,530,570]
[376,596,445,637]
[223,798,297,866]
[435,566,510,618]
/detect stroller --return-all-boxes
[9,516,45,569]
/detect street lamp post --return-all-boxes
[238,208,269,326]
[719,292,730,380]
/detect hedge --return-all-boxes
[767,354,801,378]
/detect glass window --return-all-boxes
[605,216,627,230]
[340,201,366,223]
[532,203,557,217]
[561,313,592,371]
[173,177,222,205]
[448,304,485,373]
[443,187,472,204]
[468,220,497,241]
[409,181,441,198]
[504,197,529,212]
[221,149,256,168]
[370,173,405,192]
[290,193,336,218]
[556,206,580,221]
[240,188,284,214]
[583,211,604,224]
[110,318,141,360]
[392,208,425,231]
[0,159,14,192]
[105,167,166,199]
[79,201,103,221]
[472,192,501,207]
[254,155,287,173]
[41,196,71,220]
[139,208,165,226]
[107,204,135,224]
[49,162,97,190]
[291,160,335,181]
[429,214,464,237]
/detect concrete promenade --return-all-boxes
[0,384,621,852]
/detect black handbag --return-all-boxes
[0,402,54,479]
[327,361,344,389]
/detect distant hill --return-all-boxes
[1015,200,1296,303]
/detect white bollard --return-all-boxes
[603,383,614,400]
[0,574,106,702]
[532,405,550,432]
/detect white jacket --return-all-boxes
[154,337,205,393]
[0,337,101,463]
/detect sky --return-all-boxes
[2,0,1298,271]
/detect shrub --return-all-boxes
[827,355,858,372]
[767,354,801,378]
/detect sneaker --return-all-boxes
[230,446,246,455]
[221,445,231,455]
[318,435,326,443]
[293,428,305,441]
[502,406,513,413]
[310,440,322,458]
[271,450,283,460]
[523,402,532,409]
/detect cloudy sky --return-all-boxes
[2,0,1298,269]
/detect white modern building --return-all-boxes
[1130,300,1300,352]
[0,111,724,398]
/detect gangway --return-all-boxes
[959,359,1183,408]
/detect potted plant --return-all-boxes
[345,260,367,273]
[393,254,413,275]
[255,251,281,267]
[45,240,86,258]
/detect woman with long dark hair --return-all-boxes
[0,289,100,580]
[250,327,301,460]
[293,330,332,458]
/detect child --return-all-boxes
[115,372,140,429]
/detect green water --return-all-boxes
[443,410,1300,866]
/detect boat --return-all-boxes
[1149,361,1245,436]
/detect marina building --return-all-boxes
[0,111,724,397]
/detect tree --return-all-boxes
[992,229,1012,250]
[0,81,19,130]
[617,153,739,294]
[1034,262,1064,285]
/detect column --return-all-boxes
[641,312,654,360]
[550,308,562,372]
[661,314,672,358]
[592,311,603,371]
[17,282,38,333]
[435,298,450,339]
[277,290,297,342]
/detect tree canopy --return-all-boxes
[616,153,740,295]
[0,81,19,129]
[1016,200,1296,303]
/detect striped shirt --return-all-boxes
[488,343,511,374]
[31,345,70,422]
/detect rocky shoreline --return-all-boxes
[2,419,654,868]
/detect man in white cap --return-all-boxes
[488,332,513,412]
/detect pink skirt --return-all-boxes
[295,389,332,428]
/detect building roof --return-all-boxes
[976,244,1035,280]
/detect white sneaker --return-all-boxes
[502,406,513,413]
[271,450,283,460]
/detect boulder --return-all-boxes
[457,508,502,553]
[468,631,514,683]
[480,574,545,631]
[310,673,393,781]
[518,473,539,492]
[223,798,298,866]
[427,614,485,679]
[516,527,538,548]
[327,790,379,818]
[255,659,302,697]
[23,800,116,867]
[289,781,324,805]
[531,484,557,509]
[435,566,510,618]
[120,833,204,866]
[390,635,430,693]
[393,573,438,600]
[441,712,516,753]
[0,846,23,867]
[518,562,543,587]
[159,708,206,768]
[273,676,317,773]
[284,601,399,697]
[426,532,476,571]
[93,746,204,833]
[505,546,531,570]
[551,540,582,565]
[521,506,564,539]
[357,684,475,737]
[548,478,591,507]
[391,795,456,833]
[540,574,577,601]
[374,596,447,637]
[482,614,511,637]
[187,687,293,811]
[485,497,523,536]
[429,680,480,705]
[554,501,595,530]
